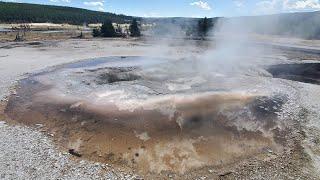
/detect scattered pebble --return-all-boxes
[0,124,127,179]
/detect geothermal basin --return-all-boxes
[5,56,294,174]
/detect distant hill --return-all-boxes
[0,1,135,24]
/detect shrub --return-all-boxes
[92,28,101,37]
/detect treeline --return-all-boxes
[92,19,141,38]
[141,17,218,38]
[0,1,135,24]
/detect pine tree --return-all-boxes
[100,20,116,37]
[129,19,141,37]
[198,17,212,38]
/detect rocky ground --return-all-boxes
[0,38,320,179]
[0,121,141,180]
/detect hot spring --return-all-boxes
[5,56,295,174]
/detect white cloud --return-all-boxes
[285,0,320,9]
[83,0,105,11]
[190,1,212,10]
[49,0,70,3]
[255,0,320,14]
[84,1,103,7]
[97,6,104,11]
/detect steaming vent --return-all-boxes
[93,67,141,85]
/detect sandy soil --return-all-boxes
[0,38,320,179]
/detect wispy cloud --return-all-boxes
[49,0,70,3]
[83,0,105,11]
[84,1,103,7]
[190,1,212,10]
[286,0,320,10]
[233,0,244,8]
[255,0,320,14]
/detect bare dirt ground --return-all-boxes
[0,31,92,42]
[0,37,320,179]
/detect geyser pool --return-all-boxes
[5,56,290,173]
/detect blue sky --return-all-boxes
[3,0,320,17]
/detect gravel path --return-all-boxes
[0,121,136,180]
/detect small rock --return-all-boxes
[219,171,233,177]
[35,124,44,128]
[0,121,7,127]
[124,175,131,179]
[68,149,82,157]
[94,162,100,167]
[267,149,273,154]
